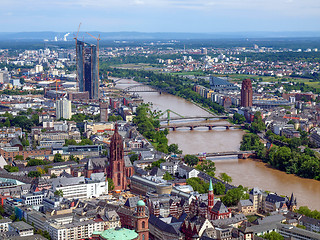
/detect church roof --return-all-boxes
[209,179,213,191]
[84,158,107,170]
[212,201,229,214]
[86,159,94,171]
[137,200,145,207]
[124,196,140,208]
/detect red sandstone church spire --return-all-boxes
[108,123,126,192]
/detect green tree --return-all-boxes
[11,115,33,131]
[222,186,248,206]
[79,138,93,145]
[109,114,123,121]
[184,154,199,166]
[250,111,266,133]
[107,178,115,191]
[168,144,182,154]
[149,158,166,169]
[64,139,77,146]
[195,160,216,177]
[4,165,19,172]
[68,155,76,162]
[28,171,41,178]
[129,153,139,163]
[213,182,226,195]
[219,173,232,184]
[54,190,63,197]
[50,173,57,178]
[296,206,320,220]
[31,114,40,126]
[261,231,284,240]
[186,177,209,194]
[232,113,246,124]
[4,118,10,127]
[163,171,174,180]
[53,153,64,163]
[27,158,49,167]
[14,155,24,160]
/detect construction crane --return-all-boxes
[86,32,101,81]
[74,23,81,91]
[74,22,81,41]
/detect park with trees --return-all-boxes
[240,112,320,181]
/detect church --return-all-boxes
[107,123,134,192]
[84,124,134,192]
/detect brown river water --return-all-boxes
[116,79,320,210]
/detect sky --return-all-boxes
[1,0,320,33]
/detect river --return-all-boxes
[116,78,320,210]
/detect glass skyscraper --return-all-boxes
[76,40,99,99]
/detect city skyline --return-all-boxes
[1,0,320,33]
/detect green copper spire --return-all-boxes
[209,179,213,191]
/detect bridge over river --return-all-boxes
[196,150,255,159]
[160,122,242,131]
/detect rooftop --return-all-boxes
[93,228,138,240]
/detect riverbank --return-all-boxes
[115,78,320,210]
[213,156,320,210]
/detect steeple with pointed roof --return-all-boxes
[108,123,126,192]
[208,178,214,213]
[209,179,213,192]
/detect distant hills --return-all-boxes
[0,31,320,41]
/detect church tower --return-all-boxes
[135,200,149,240]
[208,179,214,216]
[108,124,126,192]
[84,159,94,178]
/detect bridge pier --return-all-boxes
[172,127,176,131]
[208,126,212,130]
[226,126,230,130]
[190,126,194,130]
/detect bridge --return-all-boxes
[159,122,241,131]
[195,151,255,159]
[123,84,160,93]
[160,116,229,121]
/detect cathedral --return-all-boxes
[107,124,134,192]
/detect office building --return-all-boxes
[241,79,253,107]
[51,173,108,200]
[0,71,10,84]
[46,215,104,240]
[9,222,34,237]
[56,98,72,120]
[209,76,238,91]
[100,102,108,122]
[76,40,99,99]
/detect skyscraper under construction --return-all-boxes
[76,40,99,99]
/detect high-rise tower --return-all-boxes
[108,124,126,192]
[76,40,99,99]
[56,98,72,120]
[100,101,108,122]
[241,79,253,107]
